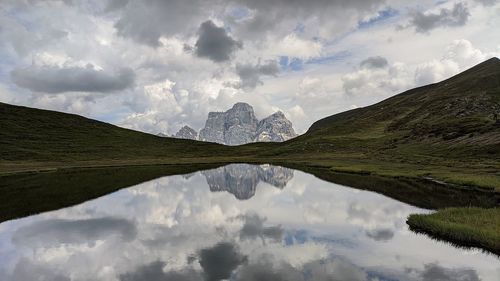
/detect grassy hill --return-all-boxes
[0,102,231,161]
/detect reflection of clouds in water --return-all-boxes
[234,255,368,281]
[13,217,136,248]
[365,228,394,242]
[0,165,498,281]
[120,261,202,281]
[398,262,481,281]
[420,263,480,281]
[199,242,247,281]
[238,213,283,243]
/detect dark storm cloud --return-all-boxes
[407,2,470,33]
[13,217,137,248]
[238,213,283,242]
[11,64,135,93]
[234,60,279,89]
[365,228,394,241]
[199,242,247,281]
[360,56,388,69]
[420,263,480,281]
[113,0,214,47]
[120,261,203,281]
[110,0,384,45]
[230,0,385,38]
[195,20,242,62]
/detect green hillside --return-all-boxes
[0,102,238,167]
[287,57,500,158]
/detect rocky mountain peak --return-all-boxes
[174,125,198,140]
[176,103,298,145]
[255,111,297,142]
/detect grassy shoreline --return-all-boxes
[407,208,500,256]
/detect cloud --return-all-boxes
[365,228,394,241]
[406,2,470,33]
[234,60,279,89]
[198,242,247,281]
[360,56,388,69]
[234,256,368,281]
[238,213,284,242]
[120,261,202,281]
[231,0,385,39]
[12,217,137,248]
[473,0,498,6]
[113,0,215,47]
[195,20,242,62]
[10,258,70,281]
[420,263,480,281]
[414,59,459,86]
[342,61,412,96]
[11,64,135,93]
[414,39,492,86]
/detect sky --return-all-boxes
[0,0,499,135]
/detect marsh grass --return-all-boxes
[407,208,500,256]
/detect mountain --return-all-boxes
[174,125,198,140]
[255,111,297,142]
[197,102,297,145]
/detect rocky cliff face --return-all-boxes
[174,125,198,140]
[255,111,297,142]
[197,103,297,145]
[199,112,225,144]
[223,103,259,145]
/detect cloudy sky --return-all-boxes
[1,0,499,134]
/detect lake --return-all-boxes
[0,164,498,280]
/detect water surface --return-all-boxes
[0,164,498,280]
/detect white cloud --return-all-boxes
[267,34,322,59]
[0,0,499,135]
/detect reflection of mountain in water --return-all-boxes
[202,164,294,200]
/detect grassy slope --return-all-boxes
[408,208,500,255]
[0,101,232,162]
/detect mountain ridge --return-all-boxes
[174,102,298,145]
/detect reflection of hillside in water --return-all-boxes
[202,164,294,200]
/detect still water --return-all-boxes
[0,164,498,280]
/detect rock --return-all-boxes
[255,111,298,142]
[174,125,198,140]
[199,112,226,144]
[156,133,169,137]
[223,103,259,145]
[197,103,298,145]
